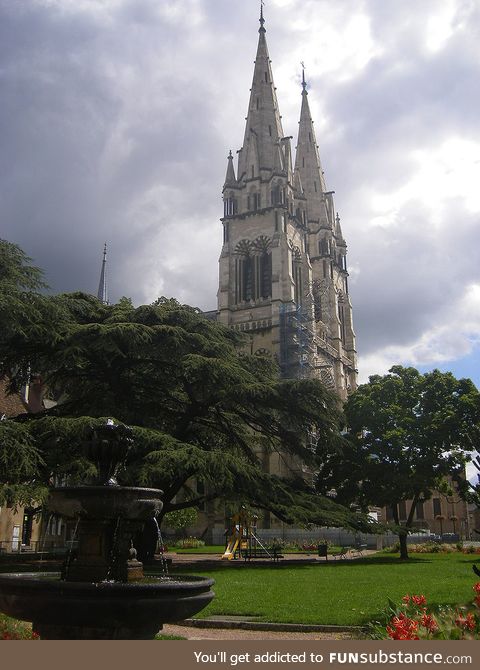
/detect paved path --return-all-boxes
[159,550,370,640]
[164,549,377,567]
[162,624,354,640]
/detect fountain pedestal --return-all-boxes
[0,421,215,638]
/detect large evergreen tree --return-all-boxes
[316,365,480,559]
[0,239,369,532]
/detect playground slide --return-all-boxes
[221,534,240,560]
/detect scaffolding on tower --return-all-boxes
[279,299,316,380]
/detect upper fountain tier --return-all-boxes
[47,419,163,520]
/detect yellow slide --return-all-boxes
[221,532,240,560]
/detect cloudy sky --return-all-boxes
[1,0,479,388]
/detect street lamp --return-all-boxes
[436,514,445,538]
[450,515,458,535]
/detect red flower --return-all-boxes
[411,594,427,607]
[387,613,420,640]
[402,594,411,604]
[420,612,438,633]
[473,583,480,594]
[455,612,476,632]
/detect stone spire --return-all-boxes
[335,212,346,245]
[236,4,286,183]
[97,243,108,305]
[223,150,237,189]
[294,67,330,228]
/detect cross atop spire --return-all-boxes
[97,242,108,305]
[301,61,308,94]
[259,1,266,33]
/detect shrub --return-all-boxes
[173,537,205,549]
[0,614,39,640]
[163,508,198,535]
[369,583,480,640]
[462,545,480,555]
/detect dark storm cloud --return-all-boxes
[0,0,225,304]
[1,0,479,378]
[298,0,480,366]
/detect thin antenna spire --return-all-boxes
[301,61,307,93]
[97,242,108,305]
[259,1,266,32]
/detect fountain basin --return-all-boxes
[0,572,214,639]
[47,486,163,520]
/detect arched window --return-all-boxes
[292,247,303,306]
[224,193,237,217]
[271,181,285,206]
[235,238,272,303]
[260,251,271,298]
[338,293,346,344]
[243,256,254,301]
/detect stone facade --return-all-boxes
[217,13,357,399]
[0,378,42,553]
[379,487,471,541]
[190,11,359,539]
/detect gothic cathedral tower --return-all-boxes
[217,8,357,399]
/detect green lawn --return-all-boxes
[173,545,225,554]
[165,552,480,626]
[172,546,337,555]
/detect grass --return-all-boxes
[172,545,342,555]
[174,545,225,554]
[161,552,480,627]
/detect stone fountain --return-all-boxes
[0,420,214,639]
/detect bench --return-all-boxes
[331,546,350,560]
[351,544,368,558]
[242,548,283,562]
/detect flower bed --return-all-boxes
[370,582,480,640]
[0,614,39,640]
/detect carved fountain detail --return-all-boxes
[0,421,214,639]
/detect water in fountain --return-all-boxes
[37,512,54,573]
[63,517,80,580]
[152,517,169,575]
[104,516,121,582]
[0,419,215,638]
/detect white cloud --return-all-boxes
[1,0,480,387]
[358,283,480,383]
[371,137,480,223]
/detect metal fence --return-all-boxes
[0,539,77,555]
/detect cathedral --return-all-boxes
[217,8,357,399]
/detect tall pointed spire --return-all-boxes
[223,150,237,189]
[97,243,108,305]
[294,69,329,227]
[301,61,307,93]
[236,3,285,183]
[259,1,265,33]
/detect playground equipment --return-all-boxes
[221,509,279,561]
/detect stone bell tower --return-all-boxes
[217,7,357,399]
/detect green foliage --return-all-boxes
[163,508,199,532]
[0,240,370,531]
[0,240,45,292]
[316,366,480,557]
[0,613,39,640]
[0,421,47,506]
[172,537,205,549]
